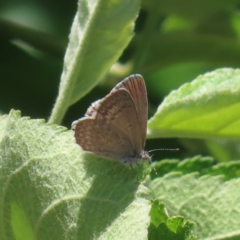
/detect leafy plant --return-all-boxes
[1,0,240,239]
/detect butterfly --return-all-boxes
[72,74,151,166]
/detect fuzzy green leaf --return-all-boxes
[50,0,141,124]
[148,68,240,139]
[0,110,151,240]
[150,157,240,239]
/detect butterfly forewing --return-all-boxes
[112,75,148,149]
[84,99,101,118]
[94,89,142,155]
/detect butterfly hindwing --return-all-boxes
[74,118,135,161]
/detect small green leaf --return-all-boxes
[167,216,184,233]
[150,200,168,227]
[148,68,240,139]
[149,200,196,240]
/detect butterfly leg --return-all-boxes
[135,162,140,167]
[130,164,134,170]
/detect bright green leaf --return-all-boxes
[49,0,141,124]
[167,216,184,233]
[148,200,196,240]
[148,68,240,139]
[150,200,168,227]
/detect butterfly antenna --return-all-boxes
[148,148,179,153]
[130,164,134,171]
[148,148,179,175]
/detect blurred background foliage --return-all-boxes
[1,0,240,161]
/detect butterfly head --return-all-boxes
[121,150,151,165]
[141,150,152,163]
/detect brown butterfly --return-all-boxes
[72,74,151,165]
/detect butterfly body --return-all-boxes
[72,74,151,165]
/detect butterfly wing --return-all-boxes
[95,89,142,155]
[74,118,134,161]
[84,99,102,118]
[73,89,143,160]
[112,74,148,149]
[84,74,148,149]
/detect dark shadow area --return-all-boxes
[76,153,143,239]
